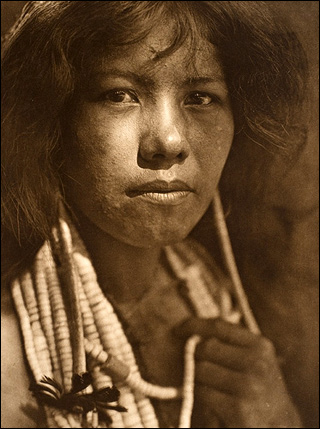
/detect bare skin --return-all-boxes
[2,26,303,428]
[62,30,234,250]
[72,209,164,302]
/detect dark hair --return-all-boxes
[1,1,308,282]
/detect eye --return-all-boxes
[103,89,139,104]
[184,92,220,106]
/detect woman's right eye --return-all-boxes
[102,89,139,104]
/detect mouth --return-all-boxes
[126,180,195,205]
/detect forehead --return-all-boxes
[90,26,225,85]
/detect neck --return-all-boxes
[75,213,165,303]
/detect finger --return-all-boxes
[174,317,258,347]
[195,360,245,395]
[196,337,249,372]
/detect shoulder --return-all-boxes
[1,287,44,428]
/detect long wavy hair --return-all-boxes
[1,1,308,284]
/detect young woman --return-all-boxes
[1,2,318,428]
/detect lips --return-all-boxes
[127,180,194,196]
[126,180,195,205]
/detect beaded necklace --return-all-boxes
[11,192,259,428]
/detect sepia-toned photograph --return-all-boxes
[1,2,319,428]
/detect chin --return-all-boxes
[118,225,194,249]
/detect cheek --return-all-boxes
[66,110,139,184]
[190,112,234,182]
[60,108,234,247]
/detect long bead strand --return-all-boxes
[212,191,260,334]
[72,248,165,427]
[78,283,125,427]
[57,221,95,427]
[43,243,73,392]
[20,270,52,376]
[133,391,159,429]
[11,279,44,381]
[34,247,62,382]
[179,335,201,428]
[165,246,220,318]
[56,218,86,375]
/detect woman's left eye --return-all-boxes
[184,92,219,106]
[103,89,139,104]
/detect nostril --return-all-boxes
[152,153,166,160]
[151,152,185,161]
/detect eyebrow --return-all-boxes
[93,69,225,89]
[183,76,225,86]
[94,69,155,87]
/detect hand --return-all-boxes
[175,318,303,428]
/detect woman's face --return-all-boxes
[62,27,234,248]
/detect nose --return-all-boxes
[139,100,189,165]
